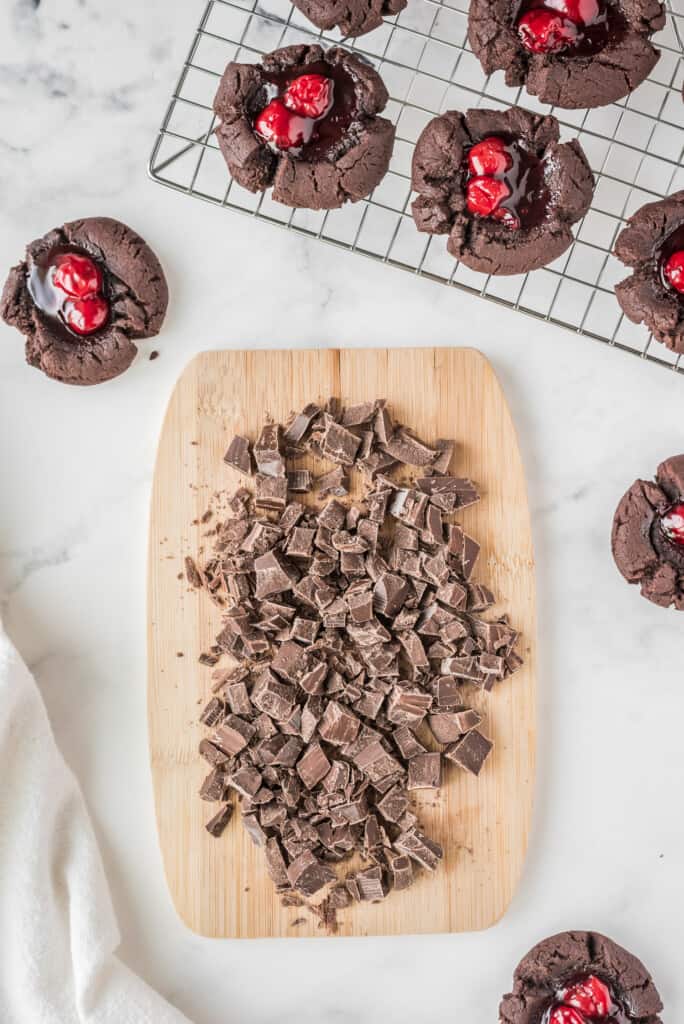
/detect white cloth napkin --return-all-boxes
[0,625,191,1024]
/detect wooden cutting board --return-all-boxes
[148,347,536,938]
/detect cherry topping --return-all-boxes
[283,74,333,119]
[466,176,511,218]
[548,1009,586,1024]
[663,250,684,294]
[64,295,109,336]
[53,253,103,299]
[518,9,580,53]
[662,503,684,546]
[468,137,512,177]
[254,99,309,150]
[561,976,612,1017]
[545,0,600,23]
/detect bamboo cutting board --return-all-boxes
[148,347,535,938]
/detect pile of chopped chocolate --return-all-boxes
[186,398,523,908]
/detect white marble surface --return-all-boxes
[1,1,683,1021]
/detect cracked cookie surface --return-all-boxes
[291,0,407,37]
[410,106,594,276]
[500,930,664,1024]
[1,217,168,386]
[468,0,665,109]
[213,44,395,210]
[612,454,684,611]
[614,191,684,354]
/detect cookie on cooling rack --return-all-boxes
[468,0,665,109]
[612,454,684,611]
[213,44,395,210]
[1,217,168,386]
[500,930,664,1024]
[291,0,406,38]
[410,105,594,276]
[614,191,684,354]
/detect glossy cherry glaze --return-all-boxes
[251,61,358,161]
[541,974,637,1024]
[658,223,684,296]
[28,248,110,338]
[464,134,549,230]
[515,0,627,57]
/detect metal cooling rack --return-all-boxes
[149,0,684,375]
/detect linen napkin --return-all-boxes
[0,623,191,1024]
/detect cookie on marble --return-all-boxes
[612,454,684,611]
[410,105,594,275]
[213,44,395,210]
[1,217,168,386]
[500,930,664,1024]
[614,191,684,354]
[468,0,665,109]
[291,0,406,37]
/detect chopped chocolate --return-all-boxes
[287,850,336,896]
[224,435,253,476]
[188,398,524,911]
[206,803,233,837]
[407,752,442,790]
[445,730,493,776]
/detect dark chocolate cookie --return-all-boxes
[291,0,406,37]
[410,106,594,276]
[500,930,664,1024]
[612,454,684,611]
[614,191,684,354]
[213,44,395,210]
[1,217,168,386]
[468,0,665,109]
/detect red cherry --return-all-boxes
[466,176,511,218]
[468,137,512,177]
[492,206,521,230]
[663,250,684,294]
[561,976,612,1017]
[545,0,600,23]
[517,9,580,53]
[63,294,109,336]
[254,99,309,150]
[283,74,333,119]
[53,253,103,299]
[548,1008,587,1024]
[662,503,684,546]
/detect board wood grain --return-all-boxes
[148,348,536,938]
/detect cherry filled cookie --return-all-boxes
[411,106,594,275]
[612,454,684,611]
[291,0,406,38]
[500,931,664,1024]
[614,191,684,354]
[1,218,168,386]
[213,44,395,210]
[468,0,665,109]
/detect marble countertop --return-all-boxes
[1,1,683,1021]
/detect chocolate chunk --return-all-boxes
[199,738,231,767]
[287,850,336,896]
[386,851,413,890]
[316,465,349,497]
[254,549,297,598]
[284,403,320,443]
[445,730,493,776]
[387,687,432,725]
[264,837,291,891]
[383,429,436,467]
[393,828,443,871]
[318,700,361,745]
[254,423,285,478]
[351,865,387,901]
[287,469,312,493]
[206,803,233,837]
[321,420,361,466]
[428,709,482,743]
[255,474,288,511]
[228,766,263,798]
[286,526,315,560]
[213,715,255,756]
[224,435,253,476]
[376,784,409,823]
[200,768,227,801]
[199,697,225,727]
[184,556,203,588]
[392,726,427,760]
[297,742,332,789]
[407,752,442,790]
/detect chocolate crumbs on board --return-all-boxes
[188,398,524,919]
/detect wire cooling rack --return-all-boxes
[149,0,684,374]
